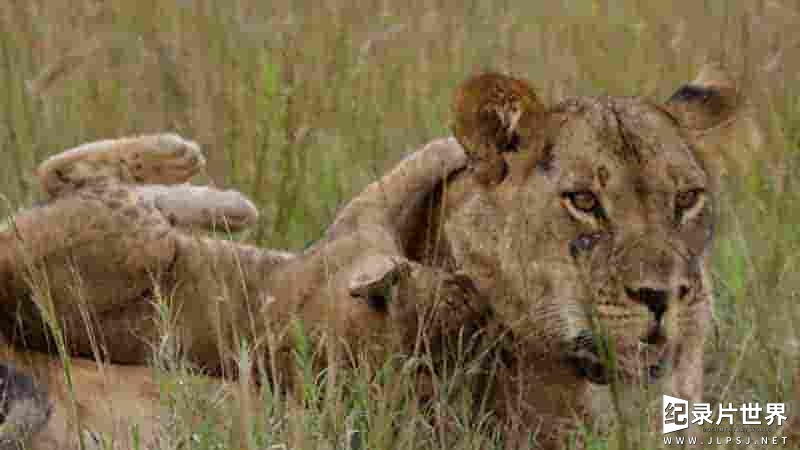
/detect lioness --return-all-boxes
[0,64,743,448]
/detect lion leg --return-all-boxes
[0,342,164,450]
[667,336,706,446]
[662,303,709,448]
[36,133,205,198]
[0,187,175,307]
[0,179,270,362]
[35,132,257,233]
[319,137,467,246]
[0,185,179,359]
[0,338,259,450]
[136,184,258,232]
[24,358,159,450]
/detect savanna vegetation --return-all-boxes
[1,0,799,448]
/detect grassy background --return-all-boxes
[1,0,799,448]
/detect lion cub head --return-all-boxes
[443,66,742,387]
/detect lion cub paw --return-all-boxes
[37,133,205,197]
[137,184,259,232]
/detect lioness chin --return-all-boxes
[0,63,746,449]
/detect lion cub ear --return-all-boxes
[664,63,758,181]
[348,255,411,312]
[451,73,548,186]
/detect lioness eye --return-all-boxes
[567,191,599,213]
[676,189,702,210]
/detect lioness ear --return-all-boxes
[666,62,739,133]
[664,63,744,180]
[451,73,547,186]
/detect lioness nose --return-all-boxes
[625,286,668,321]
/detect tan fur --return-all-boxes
[36,133,206,198]
[0,134,488,448]
[0,64,745,448]
[428,68,739,446]
[0,345,160,450]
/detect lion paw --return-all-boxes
[564,330,669,386]
[37,133,205,197]
[137,184,259,232]
[565,330,612,385]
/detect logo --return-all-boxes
[661,395,790,446]
[663,395,689,434]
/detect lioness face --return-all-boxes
[509,97,712,383]
[448,71,734,385]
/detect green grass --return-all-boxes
[1,0,800,449]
